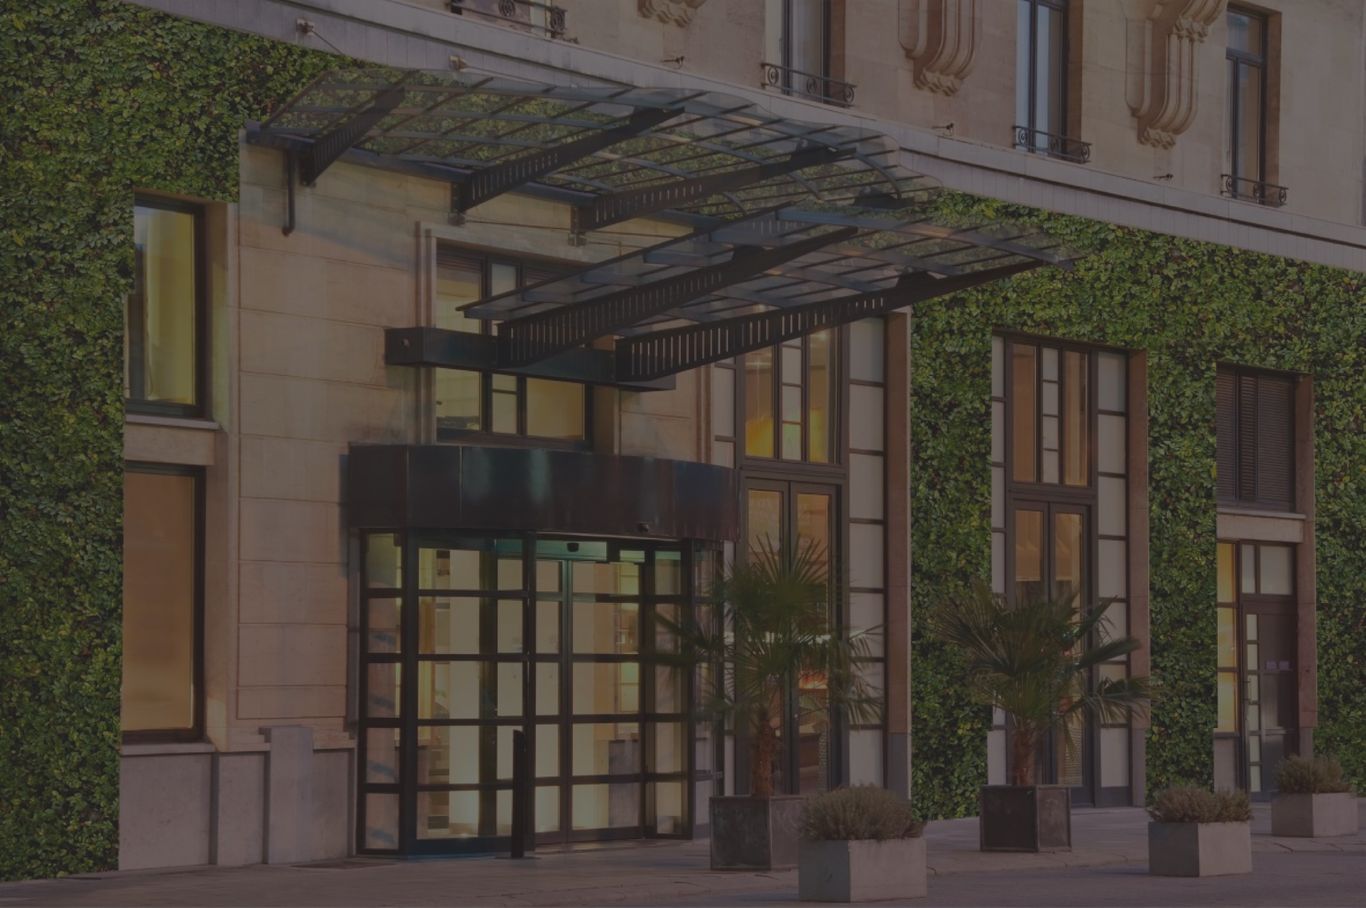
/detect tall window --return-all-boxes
[764,0,848,104]
[1216,366,1295,511]
[127,197,204,415]
[433,247,587,443]
[1225,7,1267,196]
[122,465,202,740]
[1015,0,1069,153]
[742,331,837,463]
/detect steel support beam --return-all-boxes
[299,86,406,186]
[614,261,1039,381]
[385,327,674,391]
[570,144,853,234]
[497,226,857,366]
[450,106,678,216]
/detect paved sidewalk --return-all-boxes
[1,802,1362,906]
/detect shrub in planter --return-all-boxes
[1272,755,1359,838]
[929,582,1150,852]
[667,540,881,870]
[1147,786,1252,877]
[798,787,926,903]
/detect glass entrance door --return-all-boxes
[1009,501,1094,803]
[1218,541,1298,797]
[743,481,837,795]
[357,533,695,855]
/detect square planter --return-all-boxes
[978,785,1071,852]
[1148,822,1251,877]
[1271,792,1360,837]
[798,837,927,902]
[709,795,804,870]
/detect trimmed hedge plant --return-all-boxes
[910,194,1365,818]
[0,0,328,880]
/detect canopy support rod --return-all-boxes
[497,226,858,366]
[570,144,854,235]
[300,86,406,186]
[450,106,678,218]
[615,261,1039,381]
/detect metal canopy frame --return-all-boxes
[247,66,1080,387]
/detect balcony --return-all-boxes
[760,62,856,108]
[1221,174,1288,208]
[450,0,566,38]
[1012,126,1091,165]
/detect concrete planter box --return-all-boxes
[978,785,1071,852]
[1271,792,1360,837]
[709,795,803,870]
[1148,821,1251,877]
[798,837,927,902]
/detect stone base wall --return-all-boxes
[119,727,351,870]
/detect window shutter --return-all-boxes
[1216,369,1236,502]
[1255,375,1295,509]
[1237,374,1258,502]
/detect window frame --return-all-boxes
[1216,364,1297,512]
[1226,6,1269,189]
[121,461,205,744]
[433,247,592,450]
[736,329,844,471]
[1016,0,1070,146]
[127,194,208,419]
[779,0,832,83]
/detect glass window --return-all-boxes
[1225,8,1268,192]
[744,347,776,458]
[1217,365,1298,510]
[807,329,834,462]
[434,246,587,443]
[1016,0,1069,150]
[743,330,840,462]
[122,467,200,736]
[1009,340,1102,489]
[1063,350,1088,485]
[127,199,202,413]
[1013,509,1044,604]
[1010,343,1037,482]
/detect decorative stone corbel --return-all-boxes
[898,0,980,96]
[637,0,708,27]
[1126,0,1227,148]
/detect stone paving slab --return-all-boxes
[0,801,1361,907]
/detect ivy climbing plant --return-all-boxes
[909,194,1364,819]
[0,0,329,880]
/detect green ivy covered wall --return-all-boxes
[0,0,327,880]
[909,196,1365,819]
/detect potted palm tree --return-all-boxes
[669,539,881,871]
[928,581,1150,852]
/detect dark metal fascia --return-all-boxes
[450,106,679,215]
[569,144,855,234]
[385,327,675,391]
[614,261,1040,381]
[495,225,859,367]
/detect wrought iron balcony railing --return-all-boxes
[1012,125,1091,164]
[450,0,566,38]
[760,62,856,108]
[1221,173,1288,208]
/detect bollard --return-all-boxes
[510,728,531,858]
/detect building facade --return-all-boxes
[1,0,1362,879]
